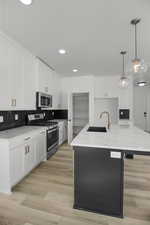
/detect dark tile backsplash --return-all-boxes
[0,111,26,131]
[52,110,68,119]
[0,109,68,131]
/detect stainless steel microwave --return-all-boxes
[36,92,52,108]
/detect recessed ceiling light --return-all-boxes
[136,81,147,87]
[19,0,32,5]
[58,49,66,55]
[73,69,78,73]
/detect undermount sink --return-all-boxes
[87,126,107,133]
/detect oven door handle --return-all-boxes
[48,128,57,133]
[48,142,58,151]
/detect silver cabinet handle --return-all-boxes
[25,145,30,154]
[25,146,28,155]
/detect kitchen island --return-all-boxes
[71,124,150,218]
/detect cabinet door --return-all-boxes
[36,131,46,164]
[59,123,64,145]
[8,42,24,109]
[10,145,24,187]
[24,144,30,175]
[63,122,68,143]
[0,34,11,110]
[37,59,50,93]
[23,51,37,110]
[24,138,36,175]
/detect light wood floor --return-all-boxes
[0,144,150,225]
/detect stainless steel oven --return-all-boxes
[36,92,52,109]
[47,126,59,159]
[26,113,59,159]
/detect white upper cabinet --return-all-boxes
[36,130,46,164]
[36,59,51,94]
[0,32,37,110]
[0,31,61,110]
[0,33,24,110]
[23,51,37,110]
[36,58,61,109]
[0,34,11,110]
[8,41,24,109]
[50,72,61,109]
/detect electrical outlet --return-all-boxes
[110,151,121,159]
[0,116,4,123]
[15,114,19,121]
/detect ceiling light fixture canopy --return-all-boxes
[129,18,148,74]
[19,0,33,5]
[119,51,129,88]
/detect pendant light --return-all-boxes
[129,18,148,74]
[119,51,129,88]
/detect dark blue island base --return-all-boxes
[73,147,124,218]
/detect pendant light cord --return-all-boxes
[122,53,125,76]
[131,18,141,60]
[120,51,126,77]
[135,23,137,59]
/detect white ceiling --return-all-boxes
[0,0,150,76]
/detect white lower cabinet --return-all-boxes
[59,122,64,145]
[10,145,24,187]
[36,131,46,164]
[24,137,36,176]
[10,130,46,190]
[55,120,67,145]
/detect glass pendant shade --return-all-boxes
[129,18,148,74]
[131,58,148,73]
[119,51,129,88]
[119,76,129,88]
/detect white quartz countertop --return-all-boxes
[0,126,46,140]
[71,124,150,153]
[51,119,67,122]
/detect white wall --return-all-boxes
[61,75,94,123]
[61,75,133,124]
[94,98,118,125]
[94,76,133,121]
[0,0,4,29]
[133,85,150,131]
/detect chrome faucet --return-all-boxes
[100,111,111,130]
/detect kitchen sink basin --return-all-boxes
[87,126,107,132]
